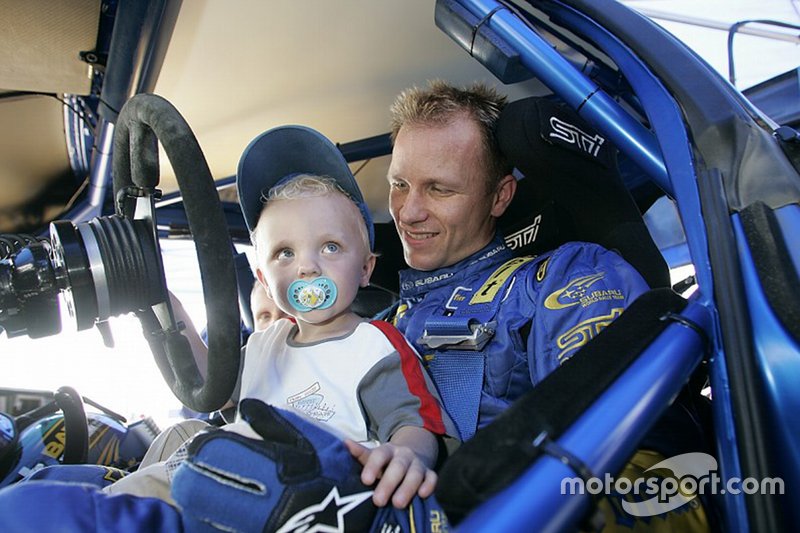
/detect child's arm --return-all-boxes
[344,426,439,508]
[169,292,237,411]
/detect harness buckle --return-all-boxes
[417,320,496,351]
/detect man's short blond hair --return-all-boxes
[390,80,511,189]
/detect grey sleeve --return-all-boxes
[357,351,459,444]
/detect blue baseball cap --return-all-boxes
[237,125,374,250]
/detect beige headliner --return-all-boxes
[0,1,539,231]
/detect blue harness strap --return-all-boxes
[425,350,485,441]
[419,257,534,440]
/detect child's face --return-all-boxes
[254,193,374,326]
[251,283,289,331]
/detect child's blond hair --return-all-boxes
[251,174,374,261]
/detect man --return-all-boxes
[386,80,648,437]
[385,80,709,532]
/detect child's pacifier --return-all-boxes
[287,277,338,312]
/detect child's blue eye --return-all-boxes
[277,249,294,260]
[322,242,339,254]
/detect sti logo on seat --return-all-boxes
[504,215,541,251]
[548,116,605,157]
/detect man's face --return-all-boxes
[251,283,288,331]
[254,193,374,327]
[388,115,503,271]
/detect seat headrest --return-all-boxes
[497,97,670,288]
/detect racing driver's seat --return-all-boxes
[496,96,670,290]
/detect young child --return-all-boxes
[107,125,457,511]
[236,124,457,508]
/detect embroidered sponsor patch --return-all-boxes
[429,509,449,532]
[393,303,408,324]
[469,256,534,305]
[445,286,472,310]
[401,272,454,291]
[556,308,624,361]
[536,257,550,282]
[545,272,623,310]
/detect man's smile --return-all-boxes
[401,228,439,242]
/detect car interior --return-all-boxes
[1,1,799,531]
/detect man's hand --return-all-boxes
[344,426,439,508]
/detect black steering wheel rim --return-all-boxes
[112,93,241,412]
[53,386,89,465]
[2,386,88,478]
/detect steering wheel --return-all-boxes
[5,386,88,472]
[1,387,89,486]
[112,94,241,413]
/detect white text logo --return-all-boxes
[549,116,605,157]
[561,453,784,517]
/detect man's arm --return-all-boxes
[344,426,438,508]
[527,242,650,383]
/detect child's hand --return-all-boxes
[344,439,438,508]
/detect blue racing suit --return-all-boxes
[392,235,649,440]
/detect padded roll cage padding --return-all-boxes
[113,94,240,412]
[739,201,800,343]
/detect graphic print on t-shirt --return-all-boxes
[286,381,335,421]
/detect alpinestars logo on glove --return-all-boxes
[276,487,374,533]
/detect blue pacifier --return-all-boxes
[287,277,338,312]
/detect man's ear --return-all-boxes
[490,173,517,218]
[256,268,273,299]
[360,254,377,287]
